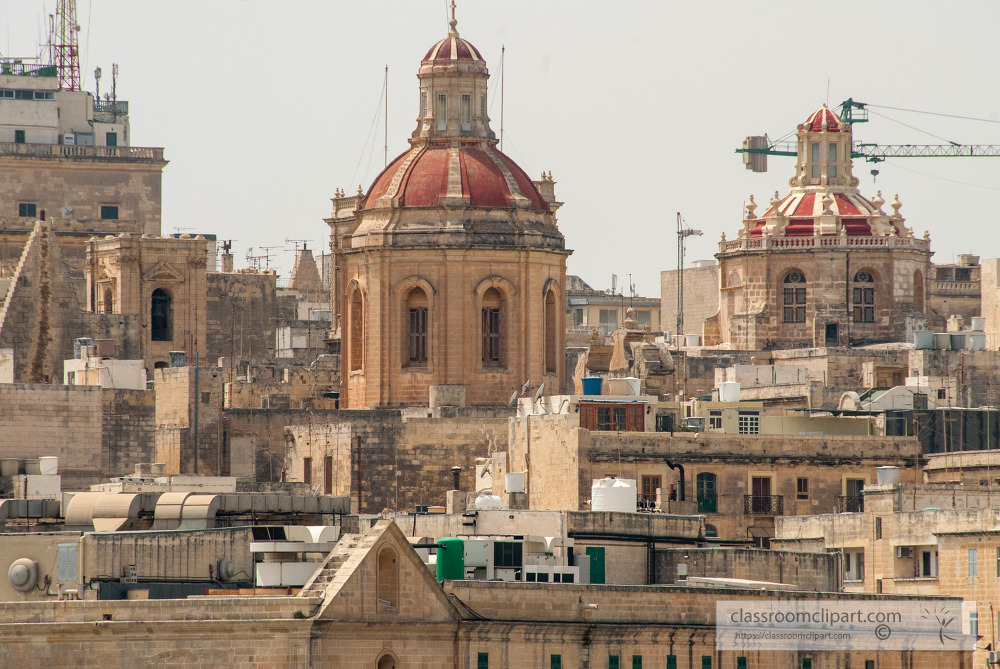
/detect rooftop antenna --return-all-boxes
[172,226,195,234]
[111,63,118,102]
[94,66,101,99]
[676,212,703,338]
[500,45,505,152]
[54,0,82,91]
[285,239,311,251]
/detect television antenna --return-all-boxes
[676,212,702,339]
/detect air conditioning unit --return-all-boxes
[988,650,999,664]
[896,546,913,559]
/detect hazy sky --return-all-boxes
[4,1,1000,296]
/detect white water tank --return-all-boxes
[474,494,504,511]
[718,382,741,402]
[38,457,58,476]
[606,377,641,396]
[685,334,700,347]
[876,466,901,485]
[591,478,637,513]
[505,473,525,493]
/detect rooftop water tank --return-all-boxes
[591,478,637,513]
[913,330,933,350]
[718,381,741,402]
[38,457,58,476]
[436,537,465,581]
[971,317,986,331]
[876,466,901,485]
[582,377,603,396]
[505,473,525,494]
[474,494,504,511]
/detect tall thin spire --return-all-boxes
[448,1,459,37]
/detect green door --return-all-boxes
[586,546,605,584]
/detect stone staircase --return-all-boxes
[0,222,44,335]
[297,532,365,600]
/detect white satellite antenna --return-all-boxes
[507,390,518,407]
[533,383,545,404]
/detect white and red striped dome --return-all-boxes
[750,192,880,237]
[802,106,843,132]
[423,35,484,64]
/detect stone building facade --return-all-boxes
[703,106,933,349]
[328,15,569,408]
[85,234,208,369]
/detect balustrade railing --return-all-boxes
[0,142,163,161]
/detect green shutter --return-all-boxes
[802,660,812,669]
[586,546,605,584]
[737,658,747,669]
[551,654,561,669]
[702,657,712,669]
[608,656,619,669]
[632,655,642,669]
[666,657,677,669]
[477,652,488,669]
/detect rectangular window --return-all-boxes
[33,90,54,100]
[970,611,979,636]
[421,92,427,117]
[550,655,561,669]
[853,287,875,323]
[631,656,641,669]
[324,455,333,494]
[574,308,584,326]
[100,205,119,220]
[635,310,652,326]
[14,129,25,143]
[802,660,812,669]
[436,93,448,131]
[57,543,78,583]
[866,662,875,669]
[608,656,619,669]
[0,90,12,99]
[736,659,747,669]
[597,406,627,431]
[709,410,722,429]
[702,657,712,669]
[996,547,1000,577]
[969,548,978,578]
[106,132,117,147]
[783,287,806,323]
[875,517,882,539]
[461,93,472,131]
[480,94,486,121]
[640,475,661,505]
[599,308,618,329]
[845,550,864,581]
[737,411,759,435]
[477,652,489,669]
[494,541,523,568]
[408,307,427,363]
[828,142,838,179]
[667,658,677,669]
[920,549,937,578]
[18,203,36,218]
[303,457,312,487]
[810,142,820,179]
[797,477,809,500]
[482,307,501,365]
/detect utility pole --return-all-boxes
[676,212,703,340]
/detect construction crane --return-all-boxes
[736,98,1000,173]
[51,0,82,91]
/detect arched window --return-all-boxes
[913,269,924,313]
[376,653,397,669]
[405,288,428,365]
[150,288,172,341]
[696,472,717,513]
[729,269,741,287]
[544,289,557,373]
[705,523,718,538]
[852,271,875,323]
[782,271,806,323]
[102,286,114,314]
[377,546,399,612]
[350,288,364,371]
[481,287,503,367]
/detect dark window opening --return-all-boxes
[408,306,427,364]
[481,287,503,366]
[14,129,25,143]
[303,457,312,487]
[150,288,172,341]
[105,132,117,147]
[100,205,119,220]
[18,203,36,218]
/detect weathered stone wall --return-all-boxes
[286,411,509,513]
[153,366,225,475]
[983,258,1000,350]
[660,263,720,337]
[101,388,156,478]
[655,547,841,590]
[206,271,279,363]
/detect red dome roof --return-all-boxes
[750,192,877,237]
[362,144,547,211]
[423,35,484,63]
[803,106,843,132]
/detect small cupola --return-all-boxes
[793,105,855,190]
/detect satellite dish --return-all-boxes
[507,390,518,407]
[521,379,532,395]
[61,206,74,219]
[533,383,545,404]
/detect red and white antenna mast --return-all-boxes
[54,0,82,91]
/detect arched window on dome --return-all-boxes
[782,271,806,323]
[544,288,558,374]
[405,287,428,365]
[852,271,875,323]
[349,287,364,371]
[913,269,925,313]
[481,287,504,367]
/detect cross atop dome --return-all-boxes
[449,1,459,37]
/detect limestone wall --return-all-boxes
[655,547,840,590]
[205,271,279,362]
[660,263,720,338]
[983,258,1000,350]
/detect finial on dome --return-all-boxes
[890,193,902,218]
[448,1,459,37]
[745,194,757,219]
